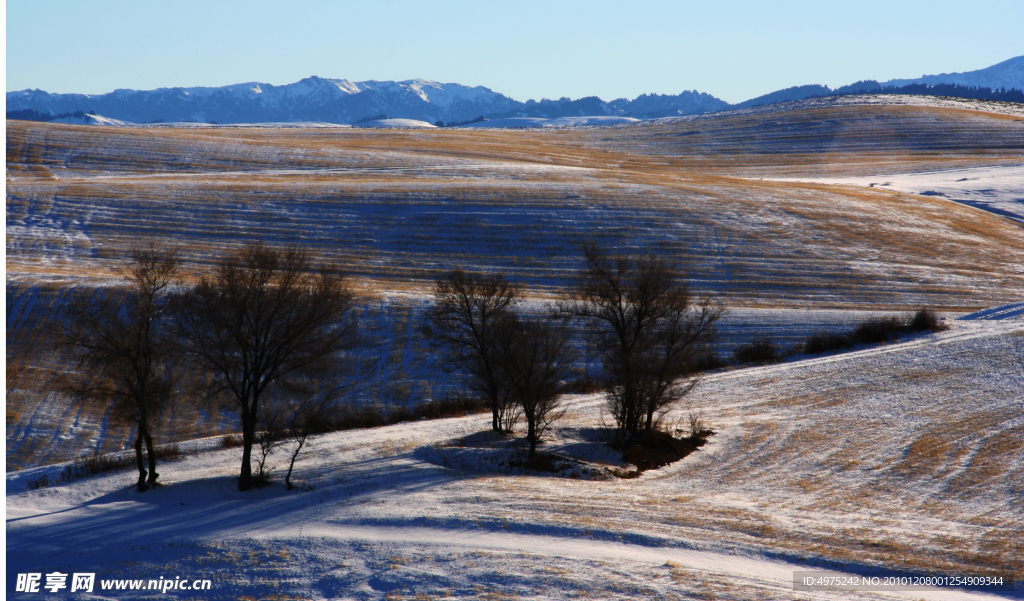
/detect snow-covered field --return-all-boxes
[762,164,1024,224]
[8,306,1023,600]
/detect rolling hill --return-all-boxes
[7,94,1024,467]
[7,91,1024,600]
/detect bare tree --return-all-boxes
[254,374,344,490]
[173,243,355,491]
[247,384,337,489]
[61,247,180,491]
[420,270,521,432]
[492,312,576,458]
[252,400,286,486]
[281,389,338,490]
[558,243,722,438]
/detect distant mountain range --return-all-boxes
[882,55,1024,89]
[7,56,1022,126]
[5,78,728,125]
[734,56,1024,109]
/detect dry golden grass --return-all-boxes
[891,408,1021,480]
[948,426,1024,495]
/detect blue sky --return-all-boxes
[6,1,1023,104]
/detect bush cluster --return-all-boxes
[327,394,491,431]
[802,308,948,356]
[852,316,906,344]
[732,337,782,365]
[690,351,729,372]
[803,331,853,354]
[28,444,182,489]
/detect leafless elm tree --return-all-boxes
[61,247,181,491]
[558,243,722,439]
[173,243,355,491]
[421,269,521,432]
[492,312,576,458]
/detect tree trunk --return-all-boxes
[144,428,158,485]
[239,410,256,491]
[489,381,500,432]
[527,411,537,459]
[134,429,149,492]
[285,435,305,491]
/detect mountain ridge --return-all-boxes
[5,77,731,125]
[882,55,1024,89]
[7,56,1022,125]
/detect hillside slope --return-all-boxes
[8,98,1024,305]
[8,308,1022,600]
[7,96,1024,471]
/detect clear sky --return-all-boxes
[6,0,1023,104]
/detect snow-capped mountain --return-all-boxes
[9,56,1021,126]
[5,78,729,125]
[882,55,1024,90]
[5,77,527,125]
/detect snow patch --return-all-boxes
[759,164,1024,224]
[460,116,641,128]
[354,118,437,129]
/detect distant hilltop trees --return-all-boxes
[868,82,1024,103]
[7,109,94,122]
[735,82,1024,110]
[434,116,487,127]
[354,113,389,124]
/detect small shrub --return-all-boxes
[803,331,853,355]
[410,394,490,420]
[687,410,708,437]
[27,474,50,490]
[156,443,181,460]
[331,408,388,431]
[563,371,604,394]
[62,454,135,480]
[250,466,274,488]
[327,394,491,432]
[222,434,244,449]
[59,443,184,484]
[852,316,905,344]
[732,337,782,365]
[691,351,728,372]
[908,307,949,332]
